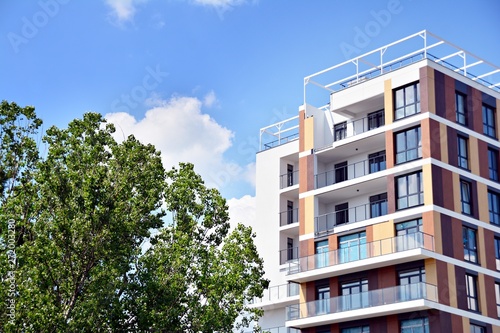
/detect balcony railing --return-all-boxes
[328,110,385,146]
[315,199,388,235]
[245,327,300,333]
[280,170,299,189]
[251,282,300,305]
[286,282,437,321]
[279,208,299,226]
[287,232,434,275]
[315,154,386,189]
[280,246,299,265]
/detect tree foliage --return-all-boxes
[0,102,268,332]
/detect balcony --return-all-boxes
[280,170,299,189]
[286,282,438,328]
[315,154,386,189]
[279,208,299,227]
[329,110,385,146]
[280,247,299,265]
[249,282,300,311]
[245,327,300,333]
[287,232,434,282]
[315,199,387,235]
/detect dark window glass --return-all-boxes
[466,274,479,312]
[457,136,469,170]
[395,127,422,164]
[334,121,347,141]
[287,237,294,261]
[400,318,429,333]
[488,191,500,225]
[335,202,349,225]
[495,237,500,271]
[396,171,423,210]
[370,193,387,218]
[369,150,386,173]
[456,92,467,126]
[463,226,478,263]
[341,326,370,333]
[340,279,368,311]
[287,164,294,187]
[460,180,472,215]
[470,324,485,333]
[368,109,384,130]
[483,104,496,138]
[335,161,348,183]
[395,82,420,120]
[489,148,499,181]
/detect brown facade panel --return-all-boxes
[378,265,396,289]
[472,87,483,134]
[299,154,315,193]
[452,217,465,261]
[444,72,456,122]
[431,165,444,207]
[483,274,498,319]
[441,168,455,211]
[429,310,452,332]
[440,214,454,257]
[484,228,497,271]
[305,280,316,302]
[386,174,396,214]
[450,313,464,333]
[436,260,450,306]
[329,276,339,298]
[454,265,468,311]
[478,139,490,179]
[385,129,395,169]
[446,126,458,169]
[434,70,446,118]
[429,118,442,160]
[419,66,434,115]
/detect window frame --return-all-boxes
[368,109,385,130]
[396,171,424,210]
[457,135,469,170]
[460,180,472,216]
[341,325,370,333]
[488,190,500,226]
[368,150,386,173]
[495,282,500,318]
[456,91,468,126]
[495,237,500,271]
[395,126,422,165]
[394,82,420,120]
[369,192,388,218]
[400,317,429,333]
[466,273,479,312]
[462,225,478,264]
[489,148,499,182]
[483,104,496,138]
[470,323,486,333]
[334,121,348,141]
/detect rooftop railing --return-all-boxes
[287,232,434,275]
[286,282,437,321]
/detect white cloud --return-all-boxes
[203,90,218,108]
[105,95,245,190]
[227,195,256,230]
[104,0,145,24]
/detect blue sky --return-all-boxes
[1,0,499,211]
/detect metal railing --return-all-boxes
[315,155,386,188]
[280,247,299,265]
[330,110,385,145]
[286,282,437,320]
[251,282,300,305]
[315,199,388,235]
[287,232,434,275]
[245,327,300,333]
[280,170,299,189]
[279,208,299,226]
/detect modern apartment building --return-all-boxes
[250,31,500,333]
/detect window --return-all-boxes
[286,200,294,225]
[461,180,472,215]
[370,193,387,218]
[368,150,386,173]
[395,127,422,164]
[334,121,347,141]
[463,226,478,263]
[368,109,384,130]
[488,191,500,225]
[395,82,420,120]
[496,283,500,318]
[399,267,425,301]
[339,232,367,264]
[287,164,294,187]
[470,324,486,333]
[395,218,423,251]
[342,326,370,333]
[316,285,330,314]
[489,148,499,181]
[483,104,496,138]
[400,317,429,333]
[466,274,479,312]
[287,237,294,261]
[341,279,368,311]
[495,237,500,271]
[396,171,424,210]
[335,202,349,226]
[335,161,348,183]
[315,239,329,268]
[457,136,469,170]
[456,92,467,125]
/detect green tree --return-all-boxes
[0,104,268,332]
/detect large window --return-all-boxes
[369,150,386,173]
[341,279,368,311]
[399,267,425,301]
[370,193,387,218]
[496,283,500,318]
[395,218,423,251]
[466,273,479,312]
[316,285,330,315]
[334,121,347,141]
[395,82,420,120]
[395,127,422,164]
[396,171,423,210]
[456,92,467,126]
[470,324,486,333]
[342,326,370,333]
[457,135,469,170]
[339,232,367,264]
[368,109,384,130]
[461,180,472,215]
[483,104,496,138]
[489,191,500,225]
[463,226,478,263]
[495,237,500,271]
[335,161,348,183]
[315,239,329,268]
[489,148,499,181]
[400,317,429,333]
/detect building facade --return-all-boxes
[250,31,500,333]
